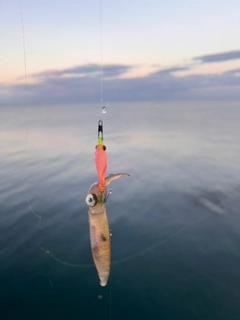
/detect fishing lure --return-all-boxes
[86,173,129,286]
[94,120,107,203]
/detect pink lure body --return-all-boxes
[95,144,107,192]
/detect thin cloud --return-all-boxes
[1,59,240,104]
[223,68,240,75]
[151,66,191,76]
[194,50,240,63]
[30,64,132,80]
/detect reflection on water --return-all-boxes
[0,101,240,319]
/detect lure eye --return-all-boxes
[86,194,96,207]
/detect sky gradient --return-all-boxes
[1,0,240,103]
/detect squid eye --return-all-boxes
[86,194,96,207]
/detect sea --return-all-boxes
[0,101,240,320]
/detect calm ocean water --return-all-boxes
[0,101,240,319]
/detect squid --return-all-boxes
[86,173,129,286]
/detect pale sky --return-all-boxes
[1,0,240,102]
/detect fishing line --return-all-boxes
[40,247,93,268]
[28,199,42,225]
[19,0,41,225]
[19,0,33,216]
[19,0,28,93]
[99,0,112,196]
[109,272,112,320]
[100,2,112,318]
[19,0,29,151]
[100,0,103,115]
[40,214,205,268]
